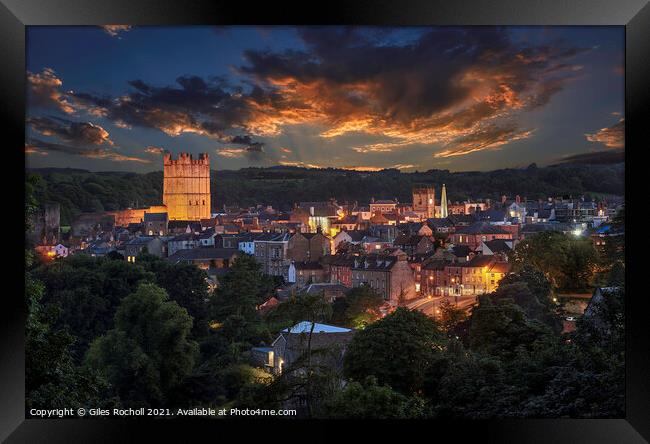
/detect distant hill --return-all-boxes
[27,162,624,225]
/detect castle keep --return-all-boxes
[163,152,211,221]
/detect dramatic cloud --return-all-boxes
[27,68,75,114]
[228,134,265,152]
[237,27,585,155]
[434,124,534,158]
[102,25,132,37]
[28,116,114,146]
[54,27,588,163]
[554,150,624,165]
[585,118,624,149]
[25,138,150,163]
[69,76,257,141]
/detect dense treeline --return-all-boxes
[29,162,624,225]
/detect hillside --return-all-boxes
[27,163,624,225]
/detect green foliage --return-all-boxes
[320,376,429,418]
[331,285,384,329]
[33,255,156,360]
[137,253,212,337]
[85,283,199,407]
[509,231,598,291]
[468,296,554,360]
[343,308,444,394]
[213,254,275,323]
[500,265,553,306]
[438,298,468,335]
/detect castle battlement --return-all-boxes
[163,152,210,166]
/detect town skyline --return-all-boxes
[26,26,624,173]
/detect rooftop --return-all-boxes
[282,321,352,334]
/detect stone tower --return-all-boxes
[163,152,211,221]
[440,183,448,218]
[412,186,436,219]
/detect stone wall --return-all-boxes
[163,152,211,220]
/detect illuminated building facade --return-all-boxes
[163,152,211,221]
[440,183,448,218]
[412,186,436,218]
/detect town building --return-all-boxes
[124,236,167,262]
[265,322,355,375]
[393,233,435,258]
[288,261,326,287]
[351,250,417,304]
[167,232,200,257]
[451,222,513,250]
[412,186,436,219]
[369,198,398,215]
[166,247,239,270]
[143,212,168,236]
[254,232,292,279]
[287,231,331,262]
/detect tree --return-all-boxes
[344,308,444,394]
[509,231,597,291]
[468,296,553,361]
[213,254,274,322]
[35,256,155,360]
[330,285,384,329]
[438,299,468,335]
[319,376,429,418]
[138,253,212,338]
[500,265,553,307]
[85,283,199,407]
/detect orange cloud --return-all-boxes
[585,118,624,149]
[435,125,535,158]
[25,144,49,155]
[144,146,164,154]
[101,25,132,37]
[217,148,248,158]
[27,68,75,114]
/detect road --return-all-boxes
[406,294,479,317]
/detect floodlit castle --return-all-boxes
[163,152,211,220]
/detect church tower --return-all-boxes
[412,186,436,219]
[440,183,448,218]
[163,152,211,220]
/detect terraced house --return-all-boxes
[351,250,417,304]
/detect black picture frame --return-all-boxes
[2,0,648,442]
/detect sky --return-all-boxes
[25,26,624,173]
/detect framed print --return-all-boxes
[2,0,648,442]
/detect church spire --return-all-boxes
[440,184,448,218]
